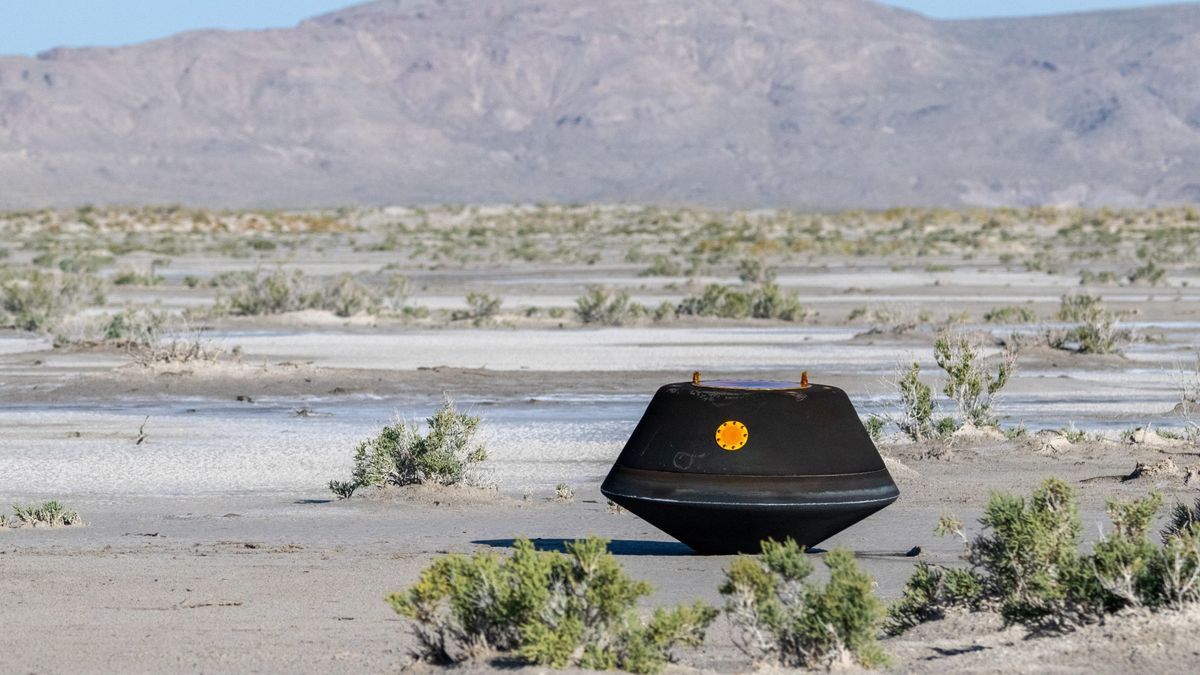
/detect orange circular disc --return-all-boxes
[715,420,749,451]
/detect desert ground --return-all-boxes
[2,205,1200,673]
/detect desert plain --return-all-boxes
[2,205,1200,673]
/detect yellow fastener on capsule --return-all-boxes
[715,420,749,451]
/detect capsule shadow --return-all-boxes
[472,537,696,556]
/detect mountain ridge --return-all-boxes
[1,0,1198,209]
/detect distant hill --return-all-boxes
[1,0,1199,209]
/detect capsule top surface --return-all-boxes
[695,379,806,390]
[614,380,885,477]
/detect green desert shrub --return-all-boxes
[575,287,635,326]
[720,539,888,669]
[1,270,107,332]
[329,397,486,498]
[451,292,502,326]
[1162,498,1200,542]
[8,501,81,527]
[1127,259,1167,286]
[857,305,923,334]
[1089,493,1164,612]
[225,268,309,315]
[968,477,1094,628]
[983,305,1037,323]
[1156,521,1200,609]
[651,301,676,322]
[102,307,167,346]
[894,480,1200,635]
[933,332,1016,429]
[223,269,397,318]
[638,255,684,277]
[1078,269,1120,285]
[749,283,806,321]
[51,307,168,349]
[208,270,259,288]
[886,562,984,635]
[1058,424,1093,444]
[1176,352,1200,427]
[678,284,749,319]
[386,537,716,674]
[56,251,114,274]
[892,362,942,441]
[677,283,804,322]
[319,274,376,318]
[1049,294,1130,355]
[863,415,885,441]
[736,258,777,285]
[112,266,164,286]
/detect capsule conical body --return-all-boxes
[601,379,898,554]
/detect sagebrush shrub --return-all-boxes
[1,270,107,332]
[102,307,167,346]
[863,415,885,441]
[9,501,81,527]
[226,268,306,315]
[329,397,486,497]
[894,362,936,441]
[1177,353,1200,443]
[933,332,1016,428]
[750,283,806,321]
[638,255,684,277]
[968,477,1091,628]
[677,284,749,319]
[1156,515,1200,609]
[320,274,375,317]
[720,539,888,669]
[451,292,502,325]
[576,287,635,325]
[677,283,804,321]
[112,266,163,287]
[386,537,715,674]
[892,480,1200,635]
[886,562,983,635]
[224,268,395,318]
[983,305,1037,324]
[1162,498,1200,542]
[1090,493,1163,611]
[1127,259,1166,286]
[1049,294,1129,355]
[736,258,777,285]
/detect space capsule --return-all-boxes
[600,373,899,554]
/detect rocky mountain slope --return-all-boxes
[1,0,1198,208]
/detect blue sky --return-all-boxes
[0,1,1193,56]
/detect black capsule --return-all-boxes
[601,378,899,554]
